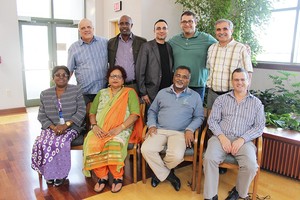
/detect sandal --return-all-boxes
[111,178,123,193]
[94,178,108,193]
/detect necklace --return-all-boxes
[110,87,122,97]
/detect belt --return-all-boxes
[212,89,229,95]
[125,80,136,85]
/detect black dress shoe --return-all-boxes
[151,175,160,187]
[204,194,218,200]
[219,167,227,174]
[225,187,239,200]
[166,170,181,191]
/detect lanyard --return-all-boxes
[57,99,65,124]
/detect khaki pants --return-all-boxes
[141,129,186,181]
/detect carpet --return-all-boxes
[85,165,201,200]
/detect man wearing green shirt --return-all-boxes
[169,11,217,101]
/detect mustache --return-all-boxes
[217,33,226,37]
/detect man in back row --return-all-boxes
[108,15,147,91]
[206,19,253,112]
[136,19,174,105]
[169,10,217,101]
[67,18,108,105]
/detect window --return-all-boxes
[17,0,84,106]
[17,0,84,20]
[257,0,300,66]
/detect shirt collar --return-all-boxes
[118,33,133,42]
[227,90,253,99]
[180,30,200,39]
[168,84,191,96]
[79,36,97,45]
[218,38,235,47]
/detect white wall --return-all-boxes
[251,68,300,91]
[140,0,183,40]
[0,0,24,110]
[94,0,182,40]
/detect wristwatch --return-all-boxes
[65,121,72,127]
[90,124,97,130]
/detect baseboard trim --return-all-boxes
[0,107,27,116]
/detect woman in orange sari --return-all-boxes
[83,66,142,193]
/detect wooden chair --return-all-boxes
[196,123,263,200]
[141,126,199,191]
[127,103,145,183]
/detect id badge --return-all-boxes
[59,117,65,125]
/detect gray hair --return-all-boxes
[215,19,234,30]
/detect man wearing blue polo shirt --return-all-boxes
[141,66,204,192]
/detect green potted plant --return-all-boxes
[251,71,300,131]
[175,0,272,62]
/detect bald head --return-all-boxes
[118,15,133,37]
[78,18,94,44]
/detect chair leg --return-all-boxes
[197,156,204,194]
[141,156,147,183]
[191,158,197,191]
[252,168,260,200]
[133,150,137,183]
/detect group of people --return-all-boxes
[31,10,265,200]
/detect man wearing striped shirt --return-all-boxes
[203,68,265,200]
[206,19,253,110]
[67,18,108,105]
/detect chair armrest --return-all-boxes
[256,135,263,167]
[193,128,199,146]
[199,124,208,155]
[141,125,148,143]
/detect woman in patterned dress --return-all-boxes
[31,66,86,186]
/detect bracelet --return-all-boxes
[121,123,126,129]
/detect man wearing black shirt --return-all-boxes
[136,19,174,105]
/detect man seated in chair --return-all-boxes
[141,66,204,191]
[203,68,265,200]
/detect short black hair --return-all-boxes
[154,19,168,29]
[181,10,196,20]
[232,68,249,79]
[52,66,70,80]
[106,65,127,80]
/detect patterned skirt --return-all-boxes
[31,128,78,180]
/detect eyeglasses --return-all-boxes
[54,73,69,78]
[174,74,190,80]
[109,74,123,80]
[180,20,194,25]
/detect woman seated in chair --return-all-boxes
[83,66,143,193]
[31,65,86,186]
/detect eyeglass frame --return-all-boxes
[109,74,123,80]
[54,73,69,78]
[180,20,195,25]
